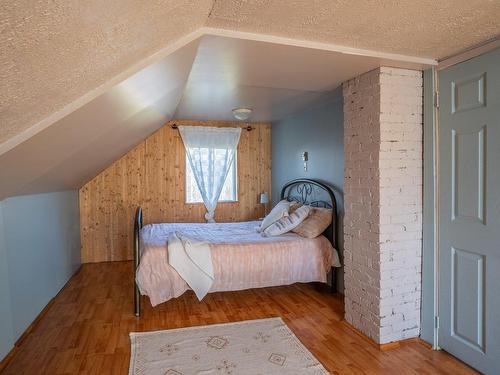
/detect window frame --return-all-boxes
[184,152,238,204]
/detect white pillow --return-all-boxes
[263,205,311,237]
[257,200,291,232]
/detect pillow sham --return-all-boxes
[257,199,291,232]
[263,205,311,237]
[292,207,332,238]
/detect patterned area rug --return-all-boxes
[129,317,329,374]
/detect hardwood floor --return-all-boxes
[2,261,478,374]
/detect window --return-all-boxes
[185,153,237,203]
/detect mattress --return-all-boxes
[136,220,340,306]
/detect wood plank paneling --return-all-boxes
[79,120,271,263]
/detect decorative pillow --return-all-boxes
[292,207,332,238]
[257,199,291,232]
[263,205,311,237]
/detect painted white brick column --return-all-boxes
[343,67,423,344]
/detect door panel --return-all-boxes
[451,247,485,353]
[439,47,500,375]
[451,126,486,224]
[451,73,486,113]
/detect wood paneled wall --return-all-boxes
[79,120,271,263]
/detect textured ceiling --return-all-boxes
[208,0,500,59]
[2,0,499,149]
[0,40,199,200]
[0,0,213,145]
[0,0,499,199]
[0,32,421,200]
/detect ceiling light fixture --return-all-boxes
[232,108,253,121]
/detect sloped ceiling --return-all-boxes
[2,0,500,148]
[0,40,200,199]
[0,0,499,199]
[0,33,392,199]
[0,0,213,145]
[208,0,500,59]
[174,35,384,122]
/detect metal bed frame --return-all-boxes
[133,178,338,317]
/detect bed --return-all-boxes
[133,179,340,316]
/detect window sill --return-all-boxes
[185,201,239,205]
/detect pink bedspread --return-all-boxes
[136,221,340,306]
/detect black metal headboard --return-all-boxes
[280,178,338,249]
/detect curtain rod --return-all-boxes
[170,123,254,131]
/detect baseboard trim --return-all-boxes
[0,266,82,372]
[341,320,428,351]
[417,338,433,350]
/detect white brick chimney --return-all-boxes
[343,67,423,344]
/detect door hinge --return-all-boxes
[434,91,440,108]
[435,316,440,329]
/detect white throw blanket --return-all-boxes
[167,231,214,300]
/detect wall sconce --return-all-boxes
[302,151,308,172]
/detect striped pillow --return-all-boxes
[257,199,291,232]
[292,207,332,238]
[263,205,311,236]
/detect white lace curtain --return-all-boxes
[178,126,241,223]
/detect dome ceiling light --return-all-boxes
[232,108,253,121]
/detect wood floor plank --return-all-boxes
[2,261,479,375]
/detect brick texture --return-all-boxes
[343,67,423,344]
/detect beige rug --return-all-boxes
[129,317,329,374]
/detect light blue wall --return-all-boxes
[0,190,80,359]
[271,89,344,290]
[0,203,14,360]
